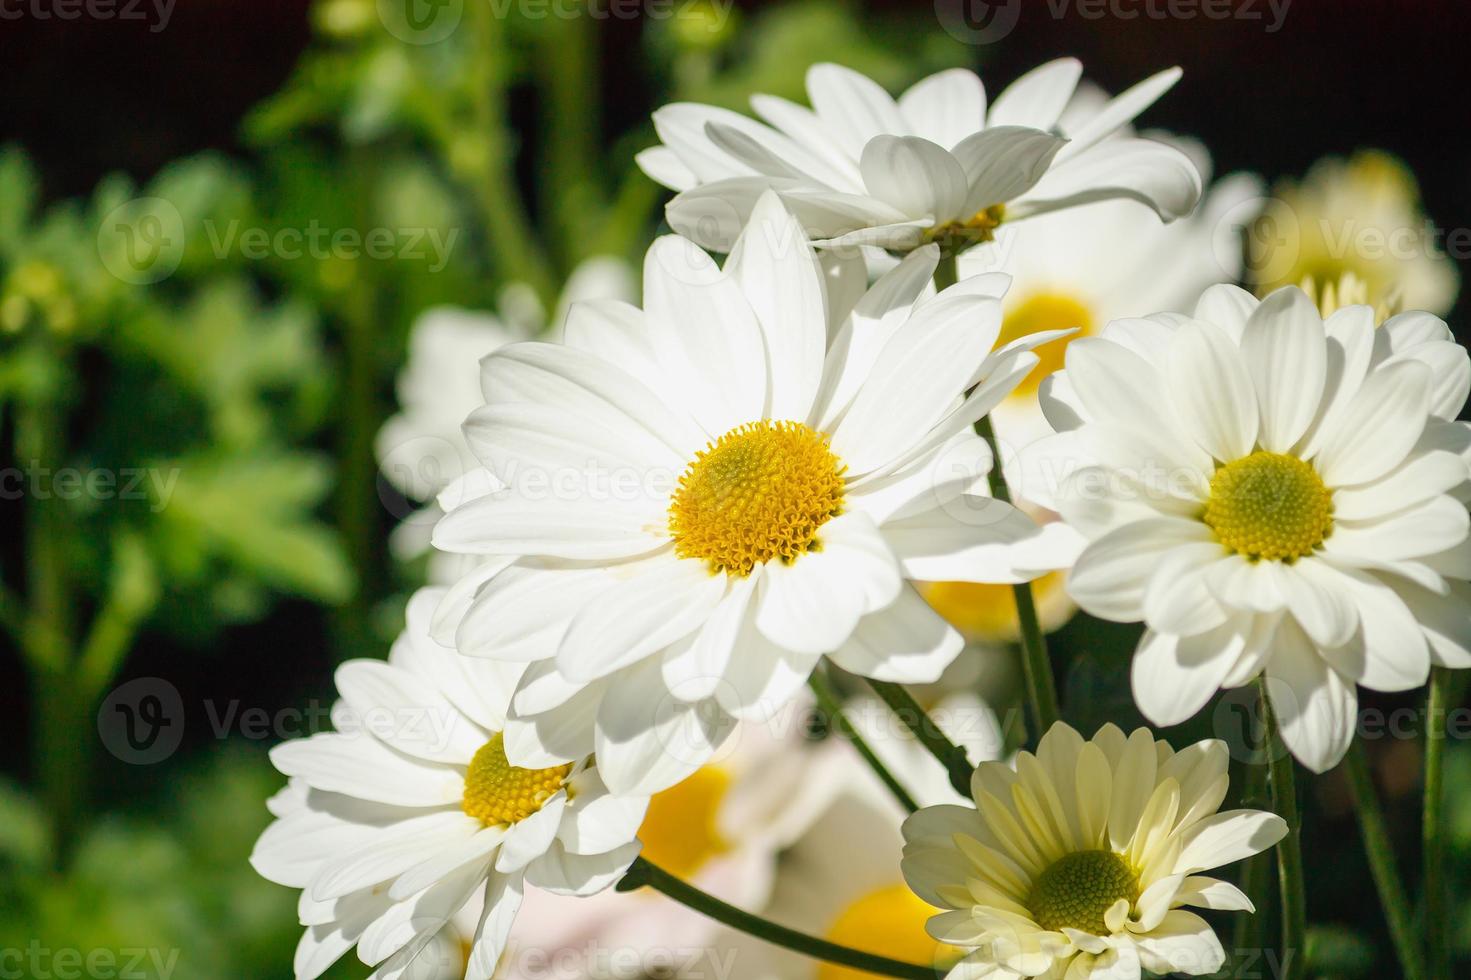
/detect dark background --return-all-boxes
[1,0,1465,969]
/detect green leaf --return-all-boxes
[152,452,354,605]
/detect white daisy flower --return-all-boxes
[376,258,635,580]
[250,588,647,980]
[636,59,1202,255]
[901,722,1287,980]
[1249,150,1459,319]
[430,192,1082,797]
[1022,284,1471,771]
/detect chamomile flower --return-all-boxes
[637,59,1201,254]
[430,192,1082,797]
[250,589,647,980]
[901,722,1287,980]
[1249,150,1459,318]
[1022,284,1471,771]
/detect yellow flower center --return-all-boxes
[920,572,1066,643]
[1300,270,1400,324]
[819,884,961,980]
[669,420,845,577]
[998,292,1093,397]
[1202,451,1333,562]
[926,204,1007,252]
[636,765,732,879]
[461,733,573,826]
[1026,850,1139,936]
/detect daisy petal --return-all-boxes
[1240,287,1327,453]
[1264,619,1357,773]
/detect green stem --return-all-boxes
[808,671,918,813]
[463,0,556,306]
[974,415,1059,734]
[619,858,937,979]
[534,9,599,264]
[1344,740,1425,980]
[864,678,973,799]
[1260,682,1306,980]
[332,261,379,662]
[1232,716,1274,962]
[15,387,79,866]
[1425,667,1452,980]
[75,591,150,705]
[934,252,1061,736]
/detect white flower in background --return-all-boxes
[637,59,1201,254]
[1023,284,1471,771]
[375,257,635,580]
[957,92,1263,453]
[731,695,1004,979]
[1249,150,1459,319]
[501,697,851,979]
[430,192,1082,797]
[902,722,1286,979]
[250,589,647,980]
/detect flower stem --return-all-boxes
[1424,667,1451,980]
[463,0,557,306]
[864,678,974,798]
[808,671,919,813]
[619,857,938,979]
[1231,706,1274,962]
[974,415,1060,734]
[933,251,1061,737]
[1343,740,1426,980]
[1259,682,1306,980]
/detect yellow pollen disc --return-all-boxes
[461,733,573,826]
[1026,850,1140,936]
[819,884,962,980]
[926,203,1007,251]
[920,572,1067,643]
[1202,451,1334,562]
[999,292,1093,397]
[669,420,846,577]
[636,765,732,879]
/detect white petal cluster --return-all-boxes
[638,60,1201,253]
[428,192,1079,797]
[1024,284,1471,771]
[251,589,647,979]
